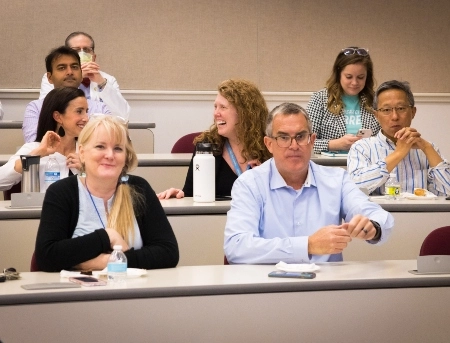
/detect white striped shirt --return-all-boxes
[347,131,450,196]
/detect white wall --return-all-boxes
[1,90,449,157]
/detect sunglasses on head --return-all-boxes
[342,48,369,56]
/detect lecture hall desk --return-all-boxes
[0,197,449,272]
[0,260,449,342]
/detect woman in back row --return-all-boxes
[306,47,380,154]
[157,79,271,199]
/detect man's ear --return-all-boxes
[411,106,416,120]
[264,136,273,154]
[47,72,54,85]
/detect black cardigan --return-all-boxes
[35,175,179,272]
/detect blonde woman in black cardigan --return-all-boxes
[35,115,179,272]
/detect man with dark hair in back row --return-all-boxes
[39,31,129,117]
[23,46,114,142]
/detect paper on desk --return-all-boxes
[276,261,320,272]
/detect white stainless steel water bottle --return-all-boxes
[193,142,215,203]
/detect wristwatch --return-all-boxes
[370,220,381,241]
[98,79,108,90]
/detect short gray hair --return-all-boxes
[373,80,415,110]
[266,103,312,136]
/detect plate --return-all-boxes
[92,268,147,279]
[275,261,320,272]
[402,191,437,200]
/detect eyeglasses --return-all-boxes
[71,47,94,54]
[342,48,369,56]
[272,132,311,148]
[376,106,412,116]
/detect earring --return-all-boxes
[58,126,66,137]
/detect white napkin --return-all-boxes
[276,261,320,272]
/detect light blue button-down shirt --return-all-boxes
[224,159,394,264]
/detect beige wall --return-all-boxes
[0,0,449,92]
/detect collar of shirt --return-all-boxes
[268,159,315,191]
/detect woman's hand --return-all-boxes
[35,131,61,156]
[157,188,185,199]
[66,152,82,171]
[328,134,360,151]
[105,228,130,251]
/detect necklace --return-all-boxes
[85,180,106,228]
[225,140,250,176]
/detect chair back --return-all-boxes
[3,182,22,201]
[420,226,450,256]
[171,132,202,154]
[30,251,39,272]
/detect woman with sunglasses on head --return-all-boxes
[35,115,179,272]
[157,79,271,199]
[306,47,380,154]
[0,87,87,192]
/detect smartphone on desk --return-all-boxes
[356,128,372,138]
[268,271,316,279]
[69,276,107,286]
[215,196,232,201]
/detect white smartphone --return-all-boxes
[356,128,372,138]
[69,276,107,287]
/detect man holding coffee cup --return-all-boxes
[39,32,129,117]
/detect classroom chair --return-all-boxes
[171,132,202,154]
[420,226,450,256]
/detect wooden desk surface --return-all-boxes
[1,260,449,306]
[0,120,155,129]
[1,196,449,220]
[2,260,450,342]
[0,153,346,167]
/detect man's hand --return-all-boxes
[343,214,376,240]
[394,127,421,152]
[308,225,352,255]
[81,61,105,85]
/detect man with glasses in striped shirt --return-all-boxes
[348,80,450,196]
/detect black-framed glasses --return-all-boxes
[272,133,311,148]
[71,47,94,54]
[376,106,412,116]
[342,48,369,56]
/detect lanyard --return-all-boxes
[225,140,250,176]
[85,181,106,228]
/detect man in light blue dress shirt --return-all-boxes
[224,103,393,264]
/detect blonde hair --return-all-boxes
[78,115,140,243]
[194,79,271,162]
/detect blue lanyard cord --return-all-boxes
[85,181,106,228]
[225,140,248,176]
